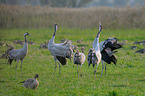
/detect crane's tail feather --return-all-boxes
[111,55,117,65]
[56,56,66,65]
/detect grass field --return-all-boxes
[0,28,145,96]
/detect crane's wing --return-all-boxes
[9,48,26,59]
[50,44,73,58]
[105,42,122,51]
[101,50,117,65]
[9,49,20,58]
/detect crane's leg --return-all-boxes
[53,57,57,75]
[77,65,79,77]
[57,61,61,75]
[88,59,91,68]
[80,64,83,77]
[105,63,106,76]
[101,60,104,77]
[15,59,19,76]
[5,56,8,64]
[20,60,23,75]
[94,62,99,75]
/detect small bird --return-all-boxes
[8,32,31,75]
[99,37,122,77]
[20,74,39,92]
[48,24,73,74]
[88,48,97,68]
[73,48,86,77]
[5,46,15,64]
[89,23,102,75]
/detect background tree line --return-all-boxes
[0,0,145,8]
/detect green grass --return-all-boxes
[0,28,145,96]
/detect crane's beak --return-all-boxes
[29,34,31,37]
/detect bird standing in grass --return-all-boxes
[99,37,122,77]
[8,32,31,75]
[73,47,86,77]
[48,24,73,74]
[88,23,102,75]
[88,48,97,68]
[20,74,39,92]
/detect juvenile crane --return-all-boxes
[73,47,85,77]
[8,32,31,75]
[99,37,122,77]
[48,24,73,74]
[88,48,97,68]
[20,74,39,92]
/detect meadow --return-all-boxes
[0,27,145,96]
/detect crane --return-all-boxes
[8,32,31,75]
[92,23,102,75]
[100,37,122,77]
[48,24,73,74]
[73,47,85,77]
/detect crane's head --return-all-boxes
[75,50,80,57]
[97,22,103,37]
[24,32,31,36]
[99,23,103,32]
[55,23,57,31]
[34,74,39,79]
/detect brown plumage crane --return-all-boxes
[73,47,86,77]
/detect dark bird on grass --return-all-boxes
[8,32,31,75]
[73,47,86,77]
[20,74,39,92]
[48,24,73,75]
[135,48,145,54]
[88,23,102,75]
[5,46,15,63]
[99,37,122,77]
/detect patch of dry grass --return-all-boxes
[0,5,145,29]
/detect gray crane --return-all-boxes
[73,47,86,77]
[88,23,103,75]
[8,32,31,75]
[48,24,73,75]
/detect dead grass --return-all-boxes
[0,5,145,29]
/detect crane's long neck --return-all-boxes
[49,24,57,45]
[49,35,55,45]
[93,24,102,52]
[93,28,102,52]
[49,31,56,45]
[93,36,100,51]
[23,35,28,52]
